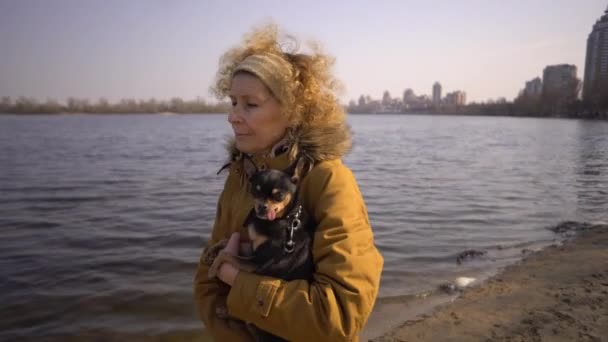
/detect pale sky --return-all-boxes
[1,0,606,104]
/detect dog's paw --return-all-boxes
[216,305,229,319]
[202,238,228,266]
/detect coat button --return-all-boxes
[257,299,264,306]
[259,164,267,170]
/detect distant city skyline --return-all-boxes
[0,0,606,104]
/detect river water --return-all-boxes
[1,114,606,340]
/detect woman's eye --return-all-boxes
[247,103,258,108]
[231,101,237,107]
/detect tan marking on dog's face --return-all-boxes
[253,192,293,219]
[269,192,292,217]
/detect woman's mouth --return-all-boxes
[234,133,250,139]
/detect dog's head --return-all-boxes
[243,157,308,221]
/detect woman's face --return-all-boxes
[228,72,289,154]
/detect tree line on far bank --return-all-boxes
[509,78,607,119]
[0,96,230,114]
[2,84,608,120]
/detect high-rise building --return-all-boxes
[542,64,579,101]
[524,77,543,97]
[458,91,467,105]
[358,95,366,106]
[432,82,442,105]
[382,90,392,106]
[583,6,608,101]
[402,88,416,104]
[444,91,467,106]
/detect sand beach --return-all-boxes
[369,223,608,342]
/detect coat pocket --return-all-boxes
[252,279,280,318]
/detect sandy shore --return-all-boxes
[370,224,608,342]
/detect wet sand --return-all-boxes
[370,224,608,342]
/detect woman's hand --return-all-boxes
[217,232,240,286]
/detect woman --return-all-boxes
[194,24,383,341]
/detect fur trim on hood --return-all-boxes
[219,121,352,173]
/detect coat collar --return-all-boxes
[220,120,353,174]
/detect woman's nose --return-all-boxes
[228,106,242,124]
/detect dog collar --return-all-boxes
[284,205,303,253]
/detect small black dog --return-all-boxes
[207,156,315,341]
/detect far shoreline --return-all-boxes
[1,111,607,121]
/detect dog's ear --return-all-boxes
[242,156,258,179]
[285,157,311,184]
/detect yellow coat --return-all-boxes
[194,124,383,341]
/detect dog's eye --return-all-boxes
[273,192,285,202]
[250,184,262,195]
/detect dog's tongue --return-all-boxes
[267,210,276,221]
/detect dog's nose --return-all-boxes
[257,204,267,214]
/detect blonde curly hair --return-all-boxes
[211,23,346,130]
